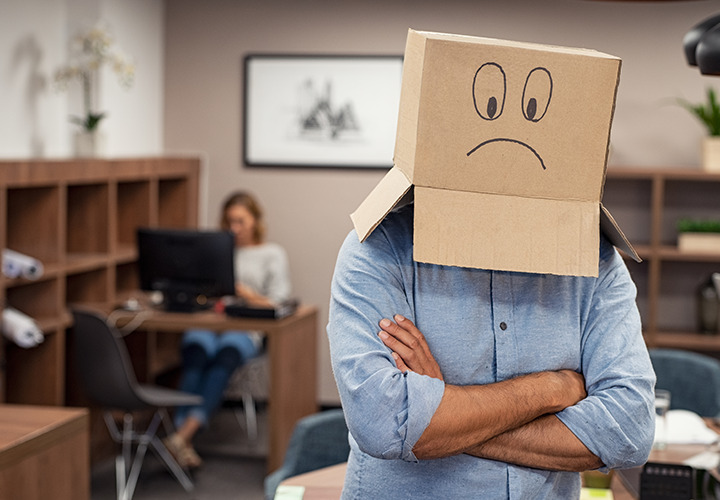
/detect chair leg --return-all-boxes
[242,391,258,441]
[149,409,194,492]
[149,434,195,492]
[124,412,162,500]
[103,410,193,500]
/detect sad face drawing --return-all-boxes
[468,63,553,171]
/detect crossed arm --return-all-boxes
[378,315,603,471]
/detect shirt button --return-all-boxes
[499,322,507,331]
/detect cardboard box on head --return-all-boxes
[351,29,639,277]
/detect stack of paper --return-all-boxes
[659,409,718,445]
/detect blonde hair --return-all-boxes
[220,191,266,244]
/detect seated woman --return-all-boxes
[164,190,292,468]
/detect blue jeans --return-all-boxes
[173,329,261,429]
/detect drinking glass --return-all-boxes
[653,389,671,450]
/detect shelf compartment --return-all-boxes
[6,279,61,319]
[6,186,61,265]
[115,262,139,298]
[663,179,720,247]
[603,176,653,248]
[158,178,193,228]
[67,183,109,255]
[66,269,110,305]
[656,260,719,334]
[117,181,151,247]
[5,328,65,405]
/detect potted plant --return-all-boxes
[54,21,134,157]
[678,87,720,172]
[677,217,720,253]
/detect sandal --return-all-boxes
[163,433,203,469]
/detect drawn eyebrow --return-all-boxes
[467,138,547,170]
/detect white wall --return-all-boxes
[164,0,720,404]
[0,0,164,158]
[0,0,68,157]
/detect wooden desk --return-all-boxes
[611,441,720,500]
[280,439,720,500]
[0,404,89,500]
[110,304,319,472]
[281,463,346,499]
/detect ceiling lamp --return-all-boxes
[684,13,720,75]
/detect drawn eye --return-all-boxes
[473,63,506,121]
[522,67,552,122]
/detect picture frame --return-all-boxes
[243,54,403,169]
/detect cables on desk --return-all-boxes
[107,308,153,337]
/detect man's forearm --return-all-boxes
[413,370,585,459]
[466,414,603,471]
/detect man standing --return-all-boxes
[327,30,655,499]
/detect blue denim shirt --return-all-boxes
[327,204,655,500]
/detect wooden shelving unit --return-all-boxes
[604,166,720,351]
[0,158,200,406]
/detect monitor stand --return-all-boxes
[162,288,211,313]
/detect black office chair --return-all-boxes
[71,308,204,500]
[264,408,350,500]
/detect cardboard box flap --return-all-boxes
[600,204,640,263]
[351,167,413,242]
[413,187,601,276]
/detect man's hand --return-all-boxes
[378,315,443,381]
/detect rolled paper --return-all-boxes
[2,307,44,348]
[2,249,44,280]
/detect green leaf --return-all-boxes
[677,218,720,233]
[679,87,720,136]
[69,112,106,132]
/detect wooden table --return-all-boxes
[611,441,720,500]
[280,463,346,499]
[107,303,319,472]
[0,404,89,500]
[280,439,720,500]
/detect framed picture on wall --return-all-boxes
[243,54,403,168]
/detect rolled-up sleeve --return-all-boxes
[327,229,445,462]
[556,241,656,470]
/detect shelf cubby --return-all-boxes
[67,183,110,255]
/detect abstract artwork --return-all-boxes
[243,55,403,168]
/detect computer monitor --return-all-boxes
[137,227,236,312]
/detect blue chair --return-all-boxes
[649,348,720,417]
[264,408,350,500]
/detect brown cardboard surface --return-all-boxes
[414,187,599,276]
[408,32,619,202]
[351,29,638,276]
[351,167,413,242]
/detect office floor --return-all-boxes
[91,407,269,500]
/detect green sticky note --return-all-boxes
[580,487,614,499]
[274,485,306,500]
